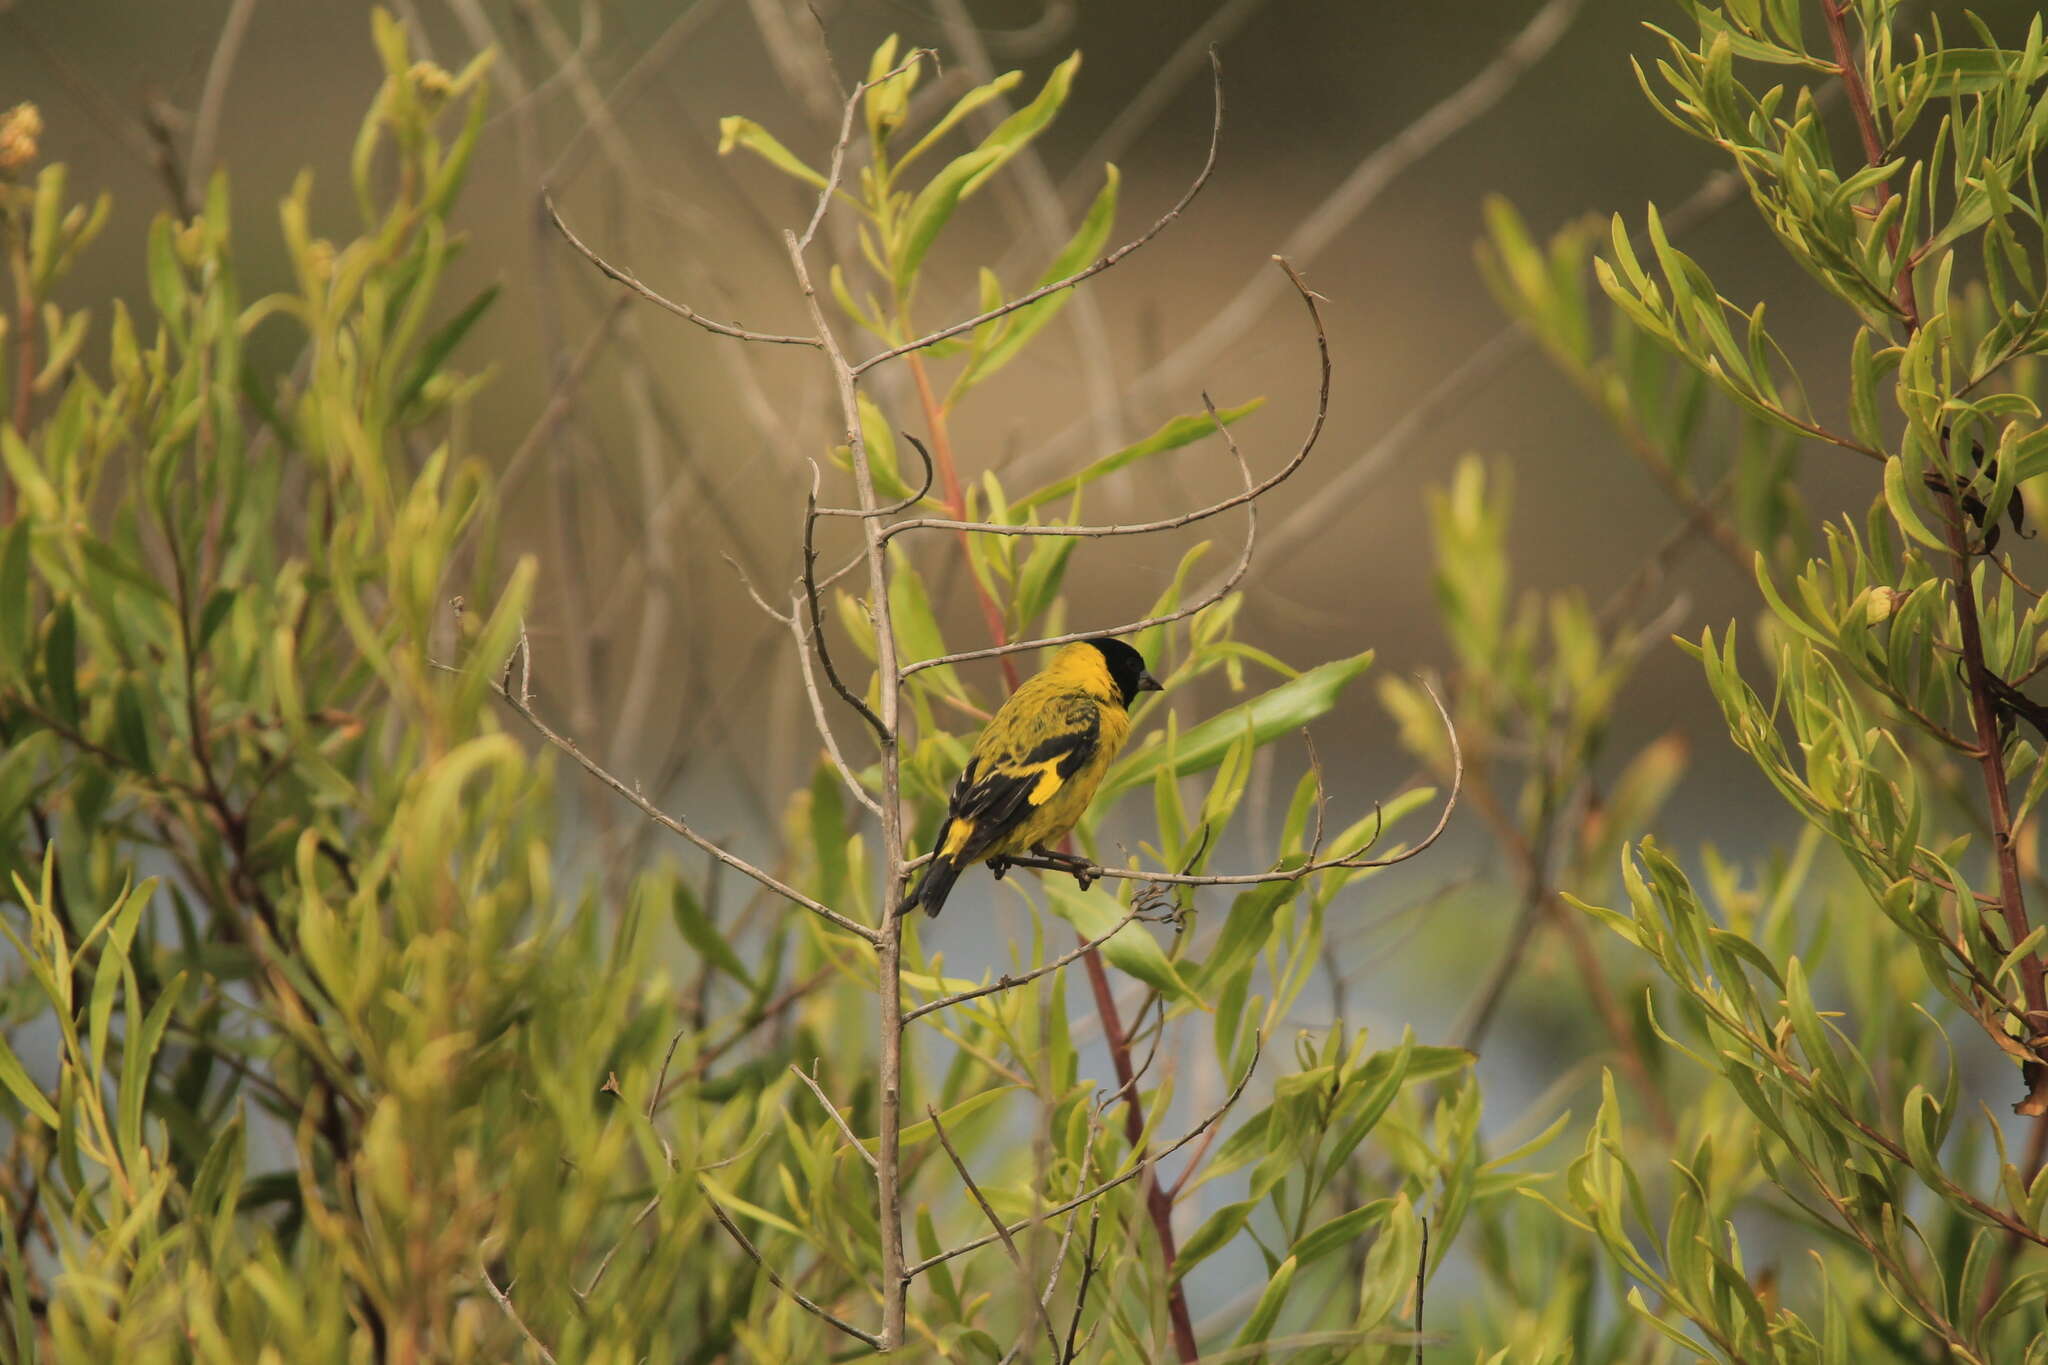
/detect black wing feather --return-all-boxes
[942,699,1099,862]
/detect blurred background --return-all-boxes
[8,0,2042,1214]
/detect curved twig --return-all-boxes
[849,47,1227,379]
[898,255,1327,678]
[818,432,938,519]
[544,189,821,347]
[1000,676,1459,889]
[495,678,879,943]
[803,463,890,742]
[904,1031,1263,1279]
[903,908,1144,1023]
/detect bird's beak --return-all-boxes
[1137,670,1164,694]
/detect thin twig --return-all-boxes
[929,1105,1065,1361]
[491,671,879,943]
[544,189,821,347]
[189,0,261,199]
[804,463,890,741]
[702,1188,884,1348]
[1414,1214,1428,1365]
[849,48,1227,378]
[905,1032,1262,1278]
[897,254,1327,677]
[793,1063,879,1171]
[481,1264,558,1364]
[1059,1201,1103,1364]
[903,907,1144,1023]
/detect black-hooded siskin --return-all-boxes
[898,636,1163,918]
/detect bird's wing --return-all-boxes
[941,694,1100,859]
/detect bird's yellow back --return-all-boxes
[940,644,1134,863]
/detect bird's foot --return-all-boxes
[986,856,1013,881]
[1031,846,1097,890]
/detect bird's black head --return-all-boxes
[1086,637,1164,708]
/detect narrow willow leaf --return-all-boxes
[1014,400,1265,512]
[1104,652,1374,799]
[1044,880,1196,1004]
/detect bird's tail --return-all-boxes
[896,857,964,919]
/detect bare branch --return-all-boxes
[803,464,890,741]
[702,1187,884,1349]
[849,48,1226,378]
[817,432,938,518]
[998,676,1460,889]
[905,1032,1263,1279]
[793,1063,879,1170]
[491,673,879,943]
[480,1264,558,1364]
[788,601,889,820]
[903,907,1144,1023]
[544,189,822,347]
[898,254,1327,677]
[929,1105,1064,1361]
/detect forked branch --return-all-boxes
[897,255,1328,678]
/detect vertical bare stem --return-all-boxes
[782,227,909,1347]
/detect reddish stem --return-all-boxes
[1818,0,1920,329]
[906,352,1020,690]
[1078,942,1201,1361]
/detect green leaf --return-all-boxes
[895,146,1003,292]
[951,165,1121,399]
[397,283,498,414]
[1882,454,1947,551]
[43,598,78,726]
[959,53,1081,198]
[1015,400,1265,513]
[1104,652,1374,799]
[0,1031,58,1128]
[717,117,827,188]
[1292,1198,1394,1265]
[863,1085,1013,1154]
[0,520,29,668]
[890,545,967,699]
[1172,1197,1254,1280]
[673,882,753,988]
[1232,1255,1297,1347]
[894,70,1026,175]
[119,972,186,1164]
[1044,880,1196,1004]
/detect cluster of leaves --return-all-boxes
[1429,0,2048,1359]
[707,42,1548,1361]
[0,17,897,1364]
[0,13,1567,1365]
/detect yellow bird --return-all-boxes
[898,636,1163,918]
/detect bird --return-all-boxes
[897,636,1163,919]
